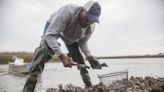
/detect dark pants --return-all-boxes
[23,22,92,92]
[23,39,52,92]
[66,43,92,87]
[23,40,92,92]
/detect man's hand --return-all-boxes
[59,54,74,67]
[87,56,101,69]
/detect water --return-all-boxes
[0,58,164,92]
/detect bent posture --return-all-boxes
[23,1,102,92]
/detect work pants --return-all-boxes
[23,41,92,92]
[66,42,92,87]
[23,39,52,92]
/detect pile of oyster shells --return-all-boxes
[46,76,164,92]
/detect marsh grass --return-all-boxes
[0,52,59,64]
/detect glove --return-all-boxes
[87,56,101,69]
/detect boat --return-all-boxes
[8,56,31,74]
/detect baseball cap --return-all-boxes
[87,2,101,23]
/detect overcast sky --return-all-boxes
[0,0,164,56]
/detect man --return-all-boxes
[23,1,102,92]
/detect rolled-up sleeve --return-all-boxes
[44,7,71,56]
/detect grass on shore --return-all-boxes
[0,52,59,64]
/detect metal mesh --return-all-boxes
[98,70,128,85]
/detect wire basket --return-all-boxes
[98,69,128,85]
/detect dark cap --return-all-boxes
[87,2,101,23]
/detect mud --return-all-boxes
[46,76,164,92]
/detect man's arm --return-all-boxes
[43,6,73,67]
[78,24,95,57]
[44,6,71,56]
[78,24,101,69]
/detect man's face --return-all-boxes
[79,9,93,28]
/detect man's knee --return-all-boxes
[29,71,41,79]
[80,68,89,75]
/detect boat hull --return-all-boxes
[8,63,31,74]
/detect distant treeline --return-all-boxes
[96,55,164,59]
[0,52,60,64]
[1,52,164,64]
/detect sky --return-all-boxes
[0,0,164,56]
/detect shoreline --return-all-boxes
[0,51,164,64]
[0,60,61,64]
[0,57,164,64]
[96,55,164,59]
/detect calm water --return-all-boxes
[0,58,164,92]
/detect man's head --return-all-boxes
[79,1,101,28]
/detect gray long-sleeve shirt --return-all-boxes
[43,3,96,57]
